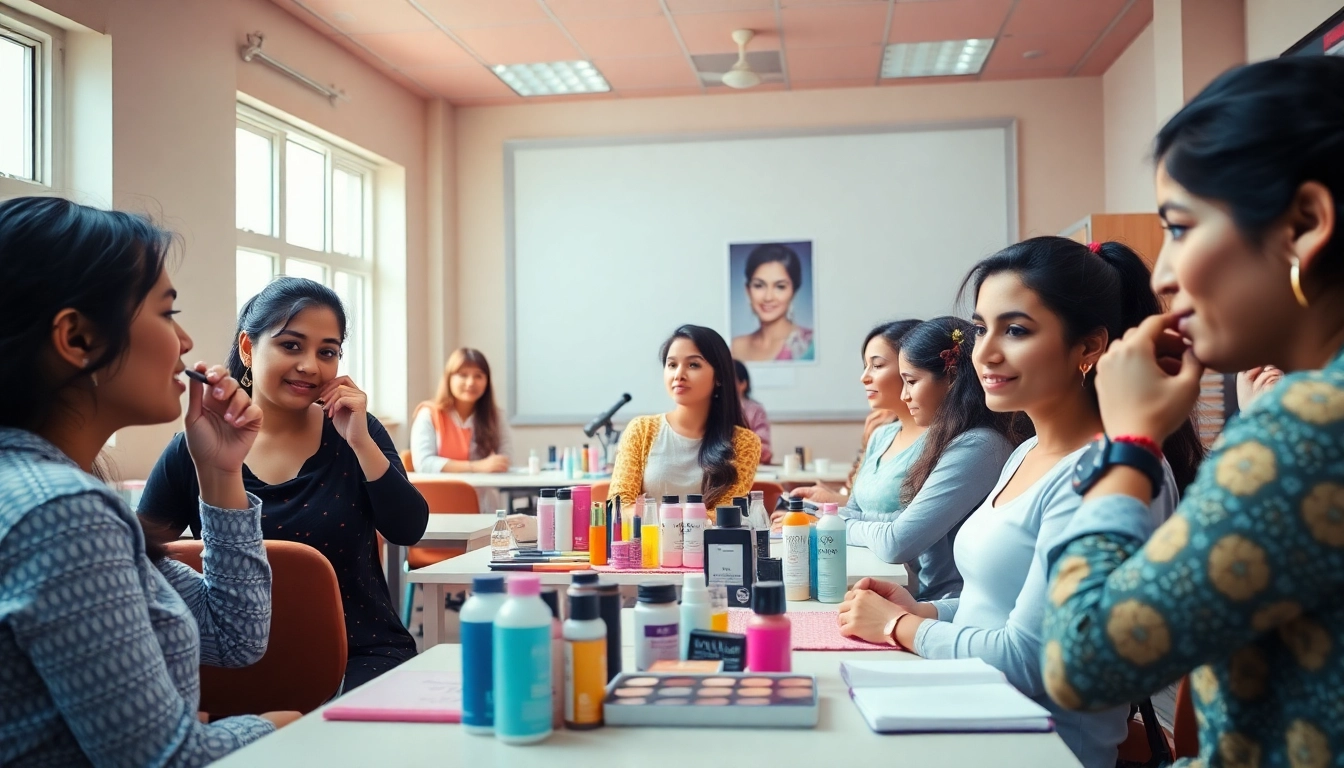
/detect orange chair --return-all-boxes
[589,481,610,505]
[752,480,784,515]
[1173,676,1198,759]
[407,478,480,569]
[399,449,415,472]
[166,539,346,715]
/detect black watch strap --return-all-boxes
[1073,435,1165,496]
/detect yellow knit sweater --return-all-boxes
[609,414,762,522]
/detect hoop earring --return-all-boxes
[1290,256,1310,308]
[240,367,253,388]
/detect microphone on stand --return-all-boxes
[583,393,632,438]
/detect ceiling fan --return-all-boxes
[721,29,763,89]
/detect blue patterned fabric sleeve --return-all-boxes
[6,492,274,767]
[156,494,271,668]
[1041,375,1344,712]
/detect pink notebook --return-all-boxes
[322,670,462,723]
[727,609,897,651]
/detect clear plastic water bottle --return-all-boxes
[491,509,513,557]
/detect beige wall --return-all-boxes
[455,79,1106,463]
[1104,24,1158,213]
[18,0,437,480]
[1246,0,1342,59]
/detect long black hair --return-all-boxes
[863,319,922,361]
[963,236,1205,492]
[228,276,347,396]
[733,359,753,400]
[660,324,745,504]
[1155,56,1344,290]
[898,316,1020,504]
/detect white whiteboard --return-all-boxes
[506,121,1017,424]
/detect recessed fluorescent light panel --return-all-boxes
[492,61,611,96]
[881,39,994,78]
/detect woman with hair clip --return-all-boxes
[140,277,429,692]
[786,319,921,509]
[0,197,295,766]
[838,236,1203,768]
[841,317,1019,600]
[610,324,762,521]
[1042,56,1344,767]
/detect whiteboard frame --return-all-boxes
[503,119,1020,426]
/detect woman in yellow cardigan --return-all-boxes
[610,325,762,521]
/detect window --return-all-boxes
[0,9,58,192]
[234,104,375,391]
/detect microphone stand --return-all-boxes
[595,420,621,472]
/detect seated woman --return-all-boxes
[610,324,762,521]
[734,360,773,464]
[0,197,295,766]
[140,278,429,692]
[788,320,921,508]
[843,317,1019,599]
[411,347,512,511]
[839,236,1204,768]
[1042,57,1344,768]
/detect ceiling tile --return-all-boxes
[787,44,881,80]
[542,0,665,18]
[1003,0,1130,37]
[781,0,887,6]
[296,0,438,34]
[592,55,699,88]
[791,77,873,90]
[405,65,517,97]
[671,10,781,54]
[270,0,343,36]
[619,85,706,99]
[665,0,774,11]
[886,0,1013,44]
[978,65,1072,80]
[347,30,479,69]
[563,16,685,58]
[415,0,552,27]
[1075,0,1153,76]
[781,4,890,48]
[382,69,437,99]
[984,32,1093,71]
[452,22,584,63]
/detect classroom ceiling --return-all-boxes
[268,0,1154,106]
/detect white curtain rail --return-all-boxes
[240,32,348,104]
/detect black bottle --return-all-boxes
[704,505,755,608]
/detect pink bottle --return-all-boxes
[681,493,707,569]
[571,486,591,551]
[537,489,556,551]
[745,581,791,673]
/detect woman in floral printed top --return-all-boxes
[1041,56,1344,768]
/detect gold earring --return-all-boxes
[240,367,253,388]
[1080,362,1092,388]
[1290,256,1310,309]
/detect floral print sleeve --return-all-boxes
[1041,364,1344,768]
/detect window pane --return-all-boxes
[332,168,363,257]
[285,140,326,251]
[236,250,275,315]
[0,34,35,180]
[333,271,365,384]
[284,258,327,285]
[236,127,273,235]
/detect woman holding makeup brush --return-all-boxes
[140,277,429,692]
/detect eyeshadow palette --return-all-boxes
[603,672,819,728]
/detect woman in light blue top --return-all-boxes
[844,317,1019,599]
[839,237,1204,768]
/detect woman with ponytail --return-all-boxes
[839,236,1199,768]
[841,317,1018,599]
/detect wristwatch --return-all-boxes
[1072,434,1165,496]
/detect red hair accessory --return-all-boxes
[1087,241,1102,254]
[939,328,965,376]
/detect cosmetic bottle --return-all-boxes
[588,504,607,566]
[782,498,812,602]
[816,503,847,604]
[537,489,556,552]
[633,582,680,671]
[563,592,606,730]
[704,505,754,608]
[461,574,507,735]
[571,486,590,551]
[678,573,713,660]
[641,497,660,569]
[493,575,553,744]
[682,494,707,569]
[745,581,791,673]
[554,488,574,552]
[659,495,682,567]
[539,590,565,730]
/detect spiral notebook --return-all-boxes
[322,670,462,723]
[841,658,1052,734]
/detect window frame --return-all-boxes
[0,7,62,194]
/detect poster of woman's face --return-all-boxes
[728,241,816,364]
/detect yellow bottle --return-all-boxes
[642,499,660,568]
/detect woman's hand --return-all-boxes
[838,588,908,644]
[184,364,261,476]
[789,484,844,505]
[1236,365,1282,409]
[1095,314,1204,442]
[318,376,371,448]
[472,454,510,473]
[846,577,920,613]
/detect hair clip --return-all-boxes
[1087,241,1102,254]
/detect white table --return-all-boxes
[383,514,498,606]
[409,543,909,648]
[407,466,852,492]
[213,643,1082,768]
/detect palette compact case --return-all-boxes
[603,672,819,728]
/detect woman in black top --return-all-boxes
[140,278,429,692]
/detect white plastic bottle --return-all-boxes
[815,503,848,604]
[782,498,812,602]
[537,489,556,552]
[554,487,574,551]
[681,494,707,569]
[493,575,553,745]
[633,583,680,671]
[659,495,683,568]
[460,574,508,734]
[678,573,713,660]
[528,449,541,475]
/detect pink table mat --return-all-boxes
[728,609,893,651]
[592,564,701,574]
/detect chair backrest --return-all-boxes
[399,449,415,472]
[411,478,479,514]
[1173,676,1198,758]
[752,480,784,513]
[589,481,610,505]
[166,539,347,715]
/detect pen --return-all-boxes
[488,563,593,572]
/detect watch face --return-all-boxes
[1072,437,1108,492]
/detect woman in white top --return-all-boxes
[411,348,512,510]
[837,237,1205,768]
